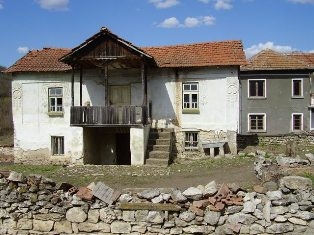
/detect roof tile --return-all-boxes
[142,40,246,67]
[241,49,314,71]
[6,41,246,73]
[5,48,71,73]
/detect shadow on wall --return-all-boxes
[237,134,259,152]
[0,68,13,146]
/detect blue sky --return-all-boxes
[1,0,314,67]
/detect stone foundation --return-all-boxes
[175,130,237,159]
[13,147,72,165]
[0,171,313,234]
[237,133,314,151]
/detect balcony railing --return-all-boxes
[70,105,148,126]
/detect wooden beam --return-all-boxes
[80,66,83,106]
[119,202,181,211]
[141,61,147,107]
[104,64,109,106]
[71,67,75,106]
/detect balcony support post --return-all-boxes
[79,66,83,106]
[71,67,75,106]
[141,60,148,124]
[104,64,109,106]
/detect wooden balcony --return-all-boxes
[70,105,148,126]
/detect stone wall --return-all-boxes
[0,171,313,235]
[237,133,314,151]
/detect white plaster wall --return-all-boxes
[12,73,83,164]
[147,67,239,132]
[130,126,150,165]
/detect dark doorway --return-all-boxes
[116,133,131,165]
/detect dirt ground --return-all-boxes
[0,155,260,191]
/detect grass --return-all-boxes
[301,172,314,185]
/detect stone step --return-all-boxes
[148,139,171,146]
[147,145,170,152]
[145,158,169,166]
[149,131,172,140]
[149,151,170,159]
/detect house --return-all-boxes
[239,49,314,146]
[6,27,246,165]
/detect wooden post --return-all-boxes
[104,64,109,106]
[141,61,147,106]
[141,61,148,124]
[79,66,83,106]
[71,67,74,106]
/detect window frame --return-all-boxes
[184,131,199,151]
[48,87,64,116]
[291,113,303,132]
[182,82,200,114]
[248,113,267,132]
[51,136,64,155]
[291,79,303,98]
[248,79,266,98]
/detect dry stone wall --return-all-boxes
[0,171,313,235]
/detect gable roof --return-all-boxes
[6,27,246,73]
[60,27,153,65]
[142,40,246,68]
[241,49,314,71]
[5,48,71,73]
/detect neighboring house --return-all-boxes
[6,27,246,165]
[239,49,314,137]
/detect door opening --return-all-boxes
[116,133,131,165]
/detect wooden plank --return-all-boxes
[119,202,181,212]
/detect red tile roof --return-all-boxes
[5,48,71,73]
[241,49,314,71]
[142,40,246,68]
[6,41,246,73]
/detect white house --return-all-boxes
[6,27,246,165]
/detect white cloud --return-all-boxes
[184,17,200,28]
[245,41,297,58]
[149,0,179,8]
[215,0,233,10]
[158,17,181,28]
[288,0,314,4]
[202,16,216,25]
[17,46,29,54]
[158,15,215,28]
[0,0,3,9]
[35,0,69,10]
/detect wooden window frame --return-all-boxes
[248,79,266,98]
[291,113,303,131]
[48,87,63,116]
[184,131,199,151]
[291,79,303,98]
[248,113,266,132]
[182,82,200,114]
[51,136,64,155]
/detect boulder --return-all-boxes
[280,176,312,190]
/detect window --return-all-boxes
[49,87,63,112]
[292,113,303,131]
[182,82,199,113]
[184,132,199,151]
[51,136,64,155]
[248,79,266,98]
[292,79,303,97]
[248,113,266,132]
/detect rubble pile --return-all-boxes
[0,170,313,234]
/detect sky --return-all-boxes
[1,0,314,67]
